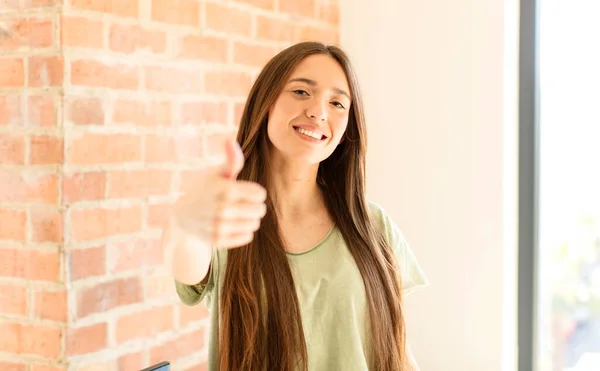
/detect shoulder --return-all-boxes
[367,200,388,227]
[366,200,430,295]
[366,200,396,241]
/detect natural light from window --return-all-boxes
[538,1,600,370]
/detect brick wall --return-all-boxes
[1,0,338,370]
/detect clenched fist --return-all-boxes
[173,137,267,249]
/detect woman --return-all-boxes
[163,41,428,371]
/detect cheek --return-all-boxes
[330,115,349,141]
[267,98,293,130]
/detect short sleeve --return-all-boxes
[369,201,429,296]
[174,246,219,306]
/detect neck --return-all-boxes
[269,156,324,222]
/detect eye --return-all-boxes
[331,101,345,109]
[292,89,309,96]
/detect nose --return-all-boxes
[305,99,327,122]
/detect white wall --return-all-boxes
[340,1,520,370]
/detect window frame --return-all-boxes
[518,0,540,370]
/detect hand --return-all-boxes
[174,137,267,249]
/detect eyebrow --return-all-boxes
[287,77,350,100]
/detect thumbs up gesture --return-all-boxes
[173,137,267,249]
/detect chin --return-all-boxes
[274,147,326,166]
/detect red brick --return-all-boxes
[30,366,66,371]
[205,70,253,97]
[0,134,25,165]
[76,362,113,371]
[0,18,53,50]
[22,0,61,8]
[184,365,208,371]
[0,363,26,371]
[316,0,339,24]
[24,18,53,48]
[179,34,228,62]
[28,95,56,127]
[34,289,67,322]
[67,133,142,165]
[70,206,143,241]
[0,58,25,87]
[76,278,143,318]
[107,170,172,198]
[109,23,167,54]
[234,102,245,127]
[143,272,174,299]
[149,329,204,365]
[67,97,104,126]
[0,247,60,281]
[30,135,63,165]
[147,203,172,228]
[0,0,20,10]
[70,246,106,281]
[62,172,106,203]
[0,284,28,316]
[151,0,199,25]
[0,322,62,358]
[0,95,24,126]
[256,16,297,42]
[111,237,163,273]
[233,42,277,67]
[112,99,171,126]
[31,206,62,243]
[181,101,228,126]
[299,26,338,45]
[178,301,208,327]
[145,135,176,163]
[205,3,252,36]
[29,55,63,87]
[67,323,107,355]
[144,66,202,93]
[61,16,104,49]
[236,0,274,10]
[71,60,139,90]
[0,170,59,204]
[172,134,204,167]
[70,0,139,18]
[279,0,315,17]
[115,305,174,343]
[0,208,26,240]
[118,352,144,371]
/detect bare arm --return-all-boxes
[163,218,212,285]
[162,138,265,286]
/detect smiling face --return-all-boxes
[267,54,352,165]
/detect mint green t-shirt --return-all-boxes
[175,201,428,371]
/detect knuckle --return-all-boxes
[218,183,233,202]
[215,202,227,219]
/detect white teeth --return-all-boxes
[295,127,323,140]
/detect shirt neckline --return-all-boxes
[286,224,337,257]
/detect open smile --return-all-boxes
[293,126,328,142]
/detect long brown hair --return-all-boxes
[220,41,408,371]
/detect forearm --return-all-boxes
[162,219,212,285]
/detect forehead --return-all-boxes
[288,54,350,93]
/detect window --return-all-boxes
[520,1,600,370]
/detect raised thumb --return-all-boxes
[221,137,244,180]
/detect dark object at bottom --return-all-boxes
[140,361,170,371]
